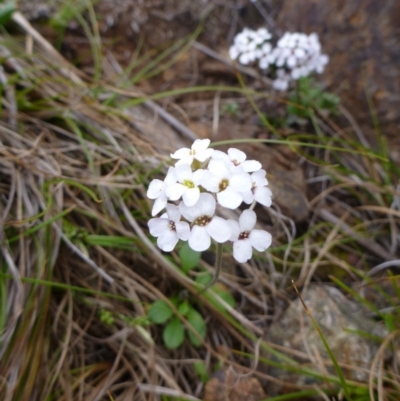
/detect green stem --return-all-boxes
[201,242,223,293]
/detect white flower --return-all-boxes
[201,160,252,209]
[272,69,291,91]
[270,32,329,90]
[273,78,290,91]
[242,169,272,207]
[211,149,261,173]
[227,209,272,263]
[239,51,256,65]
[229,27,273,66]
[148,204,190,252]
[165,164,204,206]
[170,138,214,166]
[147,167,177,216]
[228,148,262,172]
[314,54,329,73]
[179,193,231,252]
[229,45,240,60]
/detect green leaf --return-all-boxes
[99,309,114,326]
[179,243,201,273]
[384,313,396,332]
[0,2,15,26]
[213,283,236,308]
[187,307,206,347]
[194,361,209,384]
[178,300,190,316]
[148,300,173,324]
[195,271,212,286]
[163,316,185,349]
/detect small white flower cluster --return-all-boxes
[229,28,329,91]
[147,139,272,263]
[229,27,273,66]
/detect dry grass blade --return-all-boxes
[0,27,184,400]
[0,20,274,400]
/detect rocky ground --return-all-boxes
[19,0,400,163]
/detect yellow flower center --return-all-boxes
[218,178,229,192]
[183,180,195,189]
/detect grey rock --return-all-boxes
[263,285,387,395]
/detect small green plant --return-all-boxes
[148,297,206,349]
[147,243,235,349]
[287,77,340,124]
[221,102,240,117]
[99,309,114,326]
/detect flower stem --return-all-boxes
[201,242,223,293]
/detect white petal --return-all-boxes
[158,230,179,252]
[291,68,301,80]
[241,160,262,173]
[164,167,177,185]
[171,148,190,159]
[175,221,190,241]
[147,179,164,199]
[239,209,257,231]
[192,138,210,152]
[242,190,254,205]
[175,163,192,182]
[211,150,229,162]
[182,187,200,206]
[189,226,211,252]
[179,201,199,222]
[228,148,246,163]
[208,159,229,178]
[207,216,231,243]
[166,183,187,201]
[148,218,169,237]
[229,173,252,193]
[229,46,239,60]
[259,57,269,70]
[252,170,268,187]
[239,53,250,65]
[233,240,253,263]
[152,194,167,216]
[195,148,214,162]
[175,156,194,166]
[230,164,246,174]
[287,55,297,68]
[320,54,329,65]
[192,169,205,185]
[196,193,216,216]
[200,170,220,193]
[227,219,240,241]
[254,186,272,207]
[249,229,272,252]
[217,189,243,209]
[166,203,181,223]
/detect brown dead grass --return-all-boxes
[0,8,399,401]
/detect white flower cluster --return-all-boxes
[147,139,272,263]
[229,27,272,66]
[229,28,329,91]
